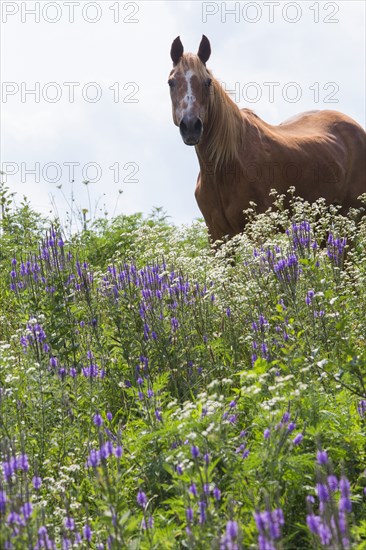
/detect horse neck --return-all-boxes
[195,81,246,173]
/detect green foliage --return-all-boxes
[0,186,365,549]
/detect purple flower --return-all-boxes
[357,399,366,418]
[327,475,338,491]
[21,502,33,520]
[7,511,22,526]
[316,483,330,502]
[106,412,113,421]
[137,489,147,508]
[293,433,303,445]
[259,314,268,327]
[213,486,221,501]
[114,445,123,458]
[339,476,350,497]
[32,476,42,490]
[273,508,284,527]
[306,290,314,305]
[62,537,71,549]
[64,517,75,530]
[199,500,207,524]
[338,511,347,534]
[189,483,198,497]
[236,443,246,454]
[306,513,320,534]
[142,515,154,530]
[0,490,6,512]
[287,422,296,433]
[186,507,193,523]
[254,508,284,548]
[38,525,53,549]
[191,445,200,459]
[69,367,77,378]
[2,461,13,482]
[83,524,92,542]
[316,450,328,465]
[264,428,271,440]
[254,511,268,533]
[93,413,103,427]
[226,520,238,539]
[87,449,100,468]
[18,453,29,471]
[339,497,352,513]
[171,317,179,332]
[100,441,113,459]
[318,523,332,545]
[58,367,67,380]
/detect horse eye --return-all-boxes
[205,78,212,87]
[168,79,176,88]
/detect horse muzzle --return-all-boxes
[179,116,203,145]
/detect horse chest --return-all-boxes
[195,171,246,239]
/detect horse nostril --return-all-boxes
[180,120,188,134]
[194,119,202,133]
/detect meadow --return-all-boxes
[0,183,365,549]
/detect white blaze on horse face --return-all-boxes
[179,69,196,119]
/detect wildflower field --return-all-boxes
[1,185,365,549]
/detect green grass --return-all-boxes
[0,184,365,549]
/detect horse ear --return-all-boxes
[197,35,211,65]
[171,36,184,66]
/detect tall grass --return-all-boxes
[1,184,365,549]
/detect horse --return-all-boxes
[168,35,366,243]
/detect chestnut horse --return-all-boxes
[168,35,366,243]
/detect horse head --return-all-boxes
[168,35,212,146]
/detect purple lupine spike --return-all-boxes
[316,483,330,502]
[186,507,193,523]
[293,433,303,445]
[137,489,147,508]
[93,413,103,427]
[316,450,328,465]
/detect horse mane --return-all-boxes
[178,54,246,171]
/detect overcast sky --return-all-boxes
[1,0,365,229]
